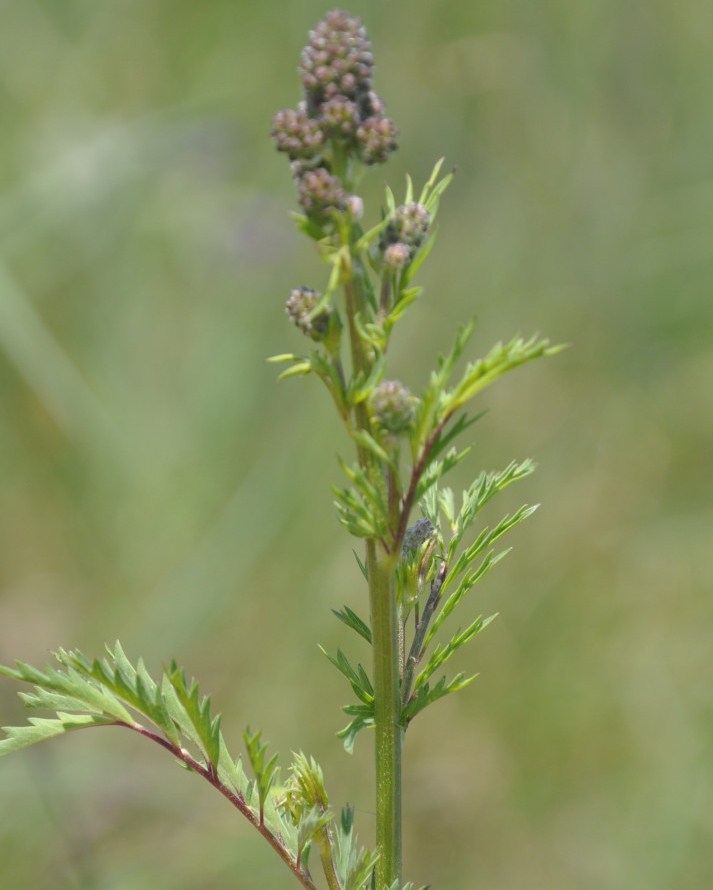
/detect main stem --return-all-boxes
[342,249,403,887]
[367,540,402,889]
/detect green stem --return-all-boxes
[317,824,342,890]
[367,540,402,889]
[343,232,403,889]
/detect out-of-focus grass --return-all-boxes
[1,1,712,888]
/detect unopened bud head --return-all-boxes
[286,287,332,341]
[370,380,417,435]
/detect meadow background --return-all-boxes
[1,1,712,888]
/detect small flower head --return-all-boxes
[370,379,417,436]
[356,114,398,165]
[383,242,411,271]
[319,95,360,142]
[286,287,332,341]
[300,10,374,112]
[359,90,385,118]
[271,106,325,162]
[380,202,431,258]
[346,194,364,220]
[294,166,347,221]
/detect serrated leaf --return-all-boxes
[294,805,331,859]
[333,804,379,890]
[167,667,223,766]
[0,713,113,756]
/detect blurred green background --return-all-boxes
[1,1,711,888]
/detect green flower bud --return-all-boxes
[370,380,416,435]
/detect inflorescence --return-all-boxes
[271,9,398,220]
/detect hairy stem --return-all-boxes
[344,233,403,887]
[367,541,402,888]
[316,824,342,890]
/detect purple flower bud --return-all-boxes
[271,107,325,162]
[346,194,364,220]
[295,166,347,220]
[319,95,360,141]
[356,115,398,165]
[300,10,374,111]
[380,203,431,258]
[383,242,410,270]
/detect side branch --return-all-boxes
[401,561,448,709]
[112,722,319,890]
[394,414,452,550]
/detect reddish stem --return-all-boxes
[105,722,318,890]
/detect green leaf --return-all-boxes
[415,614,496,692]
[167,665,223,767]
[266,352,301,363]
[0,713,112,756]
[243,728,280,823]
[296,805,332,862]
[446,504,538,585]
[414,446,471,503]
[333,457,389,540]
[0,654,133,724]
[353,549,369,581]
[402,672,476,724]
[351,429,394,466]
[319,648,374,705]
[444,334,554,416]
[447,460,536,558]
[332,606,372,645]
[333,804,379,890]
[336,707,374,754]
[278,361,313,381]
[426,548,511,648]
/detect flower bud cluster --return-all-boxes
[294,166,347,221]
[271,107,324,161]
[380,202,431,263]
[271,10,398,222]
[370,380,416,435]
[286,287,332,341]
